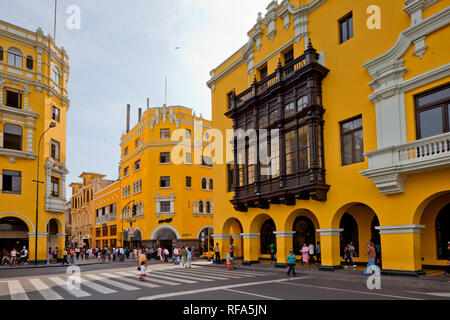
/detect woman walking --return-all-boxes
[301,243,309,267]
[10,248,17,267]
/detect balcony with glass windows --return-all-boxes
[225,41,330,212]
[96,213,117,225]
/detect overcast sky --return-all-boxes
[0,0,269,195]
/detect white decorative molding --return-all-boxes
[150,224,180,240]
[361,132,450,195]
[27,232,48,238]
[240,233,260,239]
[375,224,425,234]
[212,234,231,240]
[316,228,343,236]
[412,36,428,58]
[0,148,36,160]
[155,192,175,218]
[273,231,296,238]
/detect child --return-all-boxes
[139,261,146,281]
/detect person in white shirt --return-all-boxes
[139,262,146,281]
[308,243,315,264]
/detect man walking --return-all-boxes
[308,243,315,264]
[316,241,321,264]
[344,242,357,270]
[214,243,220,264]
[181,247,187,268]
[286,249,296,277]
[362,242,380,276]
[186,247,192,268]
[19,246,28,265]
[269,243,276,264]
[62,248,69,265]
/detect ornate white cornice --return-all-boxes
[273,231,296,238]
[212,234,231,240]
[316,229,343,236]
[240,233,260,239]
[375,225,425,234]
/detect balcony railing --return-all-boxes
[361,132,450,194]
[96,214,117,225]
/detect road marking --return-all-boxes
[193,267,266,277]
[407,291,450,297]
[49,277,91,298]
[280,281,423,300]
[189,268,255,278]
[123,271,180,286]
[86,274,139,291]
[148,271,198,284]
[79,277,117,295]
[139,276,310,300]
[224,288,282,300]
[161,269,217,281]
[29,279,63,300]
[104,272,160,289]
[170,268,239,279]
[8,280,29,300]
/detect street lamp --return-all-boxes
[34,122,57,265]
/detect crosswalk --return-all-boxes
[0,266,269,300]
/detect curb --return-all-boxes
[0,260,137,271]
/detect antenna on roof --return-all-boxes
[164,77,168,107]
[53,0,58,42]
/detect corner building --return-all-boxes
[208,0,449,275]
[119,105,214,254]
[0,21,70,263]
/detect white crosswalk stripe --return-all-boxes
[102,272,160,289]
[49,277,91,298]
[79,277,117,295]
[85,274,140,291]
[189,268,256,278]
[8,280,29,300]
[165,268,233,280]
[157,269,215,282]
[146,271,199,283]
[29,278,63,300]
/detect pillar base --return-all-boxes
[275,263,287,268]
[319,265,343,272]
[381,269,425,277]
[242,260,260,266]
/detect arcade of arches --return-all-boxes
[215,194,449,275]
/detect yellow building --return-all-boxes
[69,173,115,248]
[208,0,449,275]
[119,105,214,254]
[0,21,69,263]
[92,180,120,248]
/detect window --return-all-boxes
[122,185,130,198]
[298,126,310,170]
[209,179,213,190]
[134,159,141,171]
[51,176,60,197]
[3,124,22,150]
[285,130,297,175]
[96,228,101,237]
[0,47,3,61]
[52,66,61,86]
[26,56,33,70]
[123,167,129,177]
[160,128,170,139]
[5,90,22,109]
[284,49,294,65]
[198,201,204,213]
[201,178,207,190]
[269,109,279,125]
[284,102,296,118]
[259,66,268,80]
[297,95,309,112]
[133,180,142,194]
[2,170,21,194]
[185,129,191,140]
[415,84,450,139]
[160,176,170,188]
[110,225,117,236]
[227,164,234,192]
[340,116,364,165]
[160,152,170,163]
[52,106,60,122]
[124,147,128,156]
[7,48,22,68]
[206,201,211,214]
[186,176,192,188]
[135,139,140,148]
[339,12,354,43]
[227,91,234,110]
[160,201,171,213]
[186,152,192,164]
[202,156,213,167]
[102,226,108,237]
[50,140,60,161]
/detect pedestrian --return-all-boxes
[213,243,220,264]
[286,249,296,277]
[157,247,162,262]
[139,261,146,281]
[230,243,234,258]
[361,242,380,276]
[181,247,187,267]
[20,246,28,265]
[2,249,11,266]
[62,248,69,265]
[138,250,147,269]
[173,247,179,264]
[48,247,52,264]
[186,247,192,268]
[226,249,233,271]
[10,248,17,267]
[301,243,309,267]
[70,248,75,264]
[269,242,276,264]
[344,242,357,270]
[101,247,107,262]
[164,248,169,263]
[75,247,80,260]
[308,243,315,264]
[316,241,321,264]
[53,247,58,263]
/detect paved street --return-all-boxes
[0,261,449,300]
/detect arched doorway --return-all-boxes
[340,213,359,257]
[0,217,29,258]
[222,218,244,259]
[47,219,59,255]
[260,219,276,254]
[198,227,214,256]
[292,216,315,254]
[154,228,177,255]
[436,203,450,260]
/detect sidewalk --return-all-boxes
[203,260,450,290]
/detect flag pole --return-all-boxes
[53,0,57,42]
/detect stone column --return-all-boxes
[376,225,425,276]
[274,231,296,267]
[28,232,49,264]
[241,233,260,265]
[57,233,66,259]
[231,235,242,259]
[317,229,343,271]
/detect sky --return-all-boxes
[0,0,270,195]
